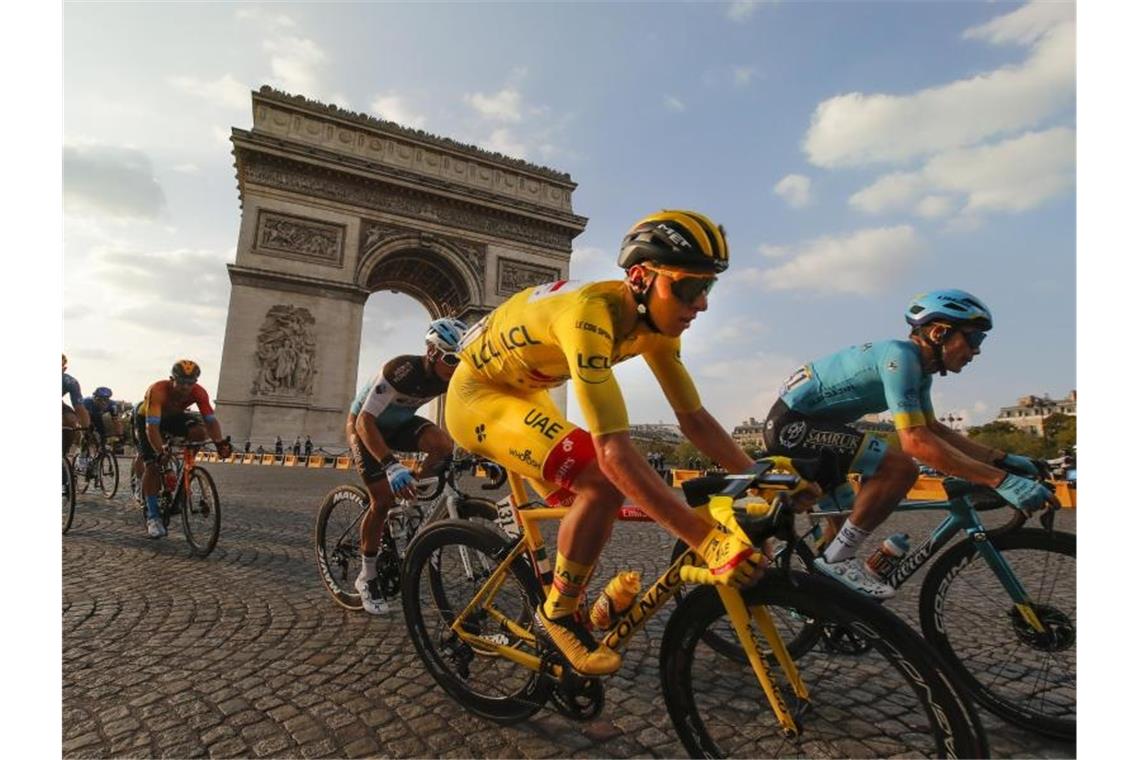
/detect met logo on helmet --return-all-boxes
[655,223,692,250]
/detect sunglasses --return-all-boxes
[439,352,461,367]
[173,378,197,386]
[643,264,717,305]
[961,330,987,349]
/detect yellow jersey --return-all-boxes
[457,280,702,434]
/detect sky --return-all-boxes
[61,0,1076,434]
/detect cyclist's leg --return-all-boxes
[349,431,397,614]
[136,415,166,536]
[63,403,78,457]
[445,363,621,675]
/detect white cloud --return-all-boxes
[758,225,922,295]
[369,93,427,129]
[758,243,790,259]
[850,127,1074,218]
[664,95,686,112]
[803,2,1074,168]
[481,128,528,159]
[924,126,1074,213]
[262,35,348,107]
[64,144,166,220]
[569,245,616,282]
[915,195,955,219]
[849,172,925,214]
[464,87,523,123]
[171,163,200,174]
[168,73,249,110]
[773,173,812,208]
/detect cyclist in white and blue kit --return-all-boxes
[346,317,467,614]
[762,290,1059,599]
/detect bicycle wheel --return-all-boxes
[919,528,1075,740]
[669,537,821,662]
[181,467,221,557]
[315,485,369,609]
[661,572,988,759]
[62,457,76,534]
[98,452,120,499]
[401,520,550,724]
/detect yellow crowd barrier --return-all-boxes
[670,469,703,487]
[284,454,298,467]
[308,455,326,468]
[261,454,276,465]
[335,456,352,470]
[243,453,255,464]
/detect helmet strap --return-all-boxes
[919,323,951,377]
[631,270,662,334]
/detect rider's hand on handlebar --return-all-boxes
[385,461,417,500]
[995,473,1059,514]
[694,525,766,589]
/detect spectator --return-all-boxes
[244,439,251,454]
[304,435,313,460]
[292,436,302,456]
[256,444,266,456]
[275,436,283,458]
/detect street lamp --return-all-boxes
[940,414,962,431]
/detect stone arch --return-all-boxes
[214,87,586,446]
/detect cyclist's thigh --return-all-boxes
[159,413,197,439]
[388,415,440,453]
[764,402,884,488]
[446,363,595,492]
[135,414,160,462]
[63,404,77,427]
[349,433,388,486]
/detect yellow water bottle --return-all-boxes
[589,570,642,631]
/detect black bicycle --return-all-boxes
[315,453,508,610]
[62,454,76,534]
[73,428,120,499]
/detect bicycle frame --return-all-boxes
[809,491,1051,634]
[449,471,811,737]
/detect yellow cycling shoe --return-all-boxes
[534,606,622,676]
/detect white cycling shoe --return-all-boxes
[146,518,166,539]
[813,556,896,600]
[354,574,391,615]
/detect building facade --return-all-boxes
[995,390,1077,436]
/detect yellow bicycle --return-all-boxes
[400,457,988,758]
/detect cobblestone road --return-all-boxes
[63,462,1076,758]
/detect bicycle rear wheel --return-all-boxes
[62,457,76,534]
[98,452,120,499]
[181,467,221,556]
[919,528,1075,739]
[660,572,988,759]
[401,520,550,724]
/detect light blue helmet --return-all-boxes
[425,317,468,353]
[906,290,993,331]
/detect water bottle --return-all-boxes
[589,571,642,631]
[865,533,909,582]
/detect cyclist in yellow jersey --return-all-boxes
[447,210,764,676]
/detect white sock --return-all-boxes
[361,552,379,581]
[823,519,870,564]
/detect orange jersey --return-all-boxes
[138,380,216,424]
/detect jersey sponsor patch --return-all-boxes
[575,352,613,385]
[778,420,808,448]
[541,427,595,488]
[527,280,583,302]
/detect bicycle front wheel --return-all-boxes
[660,572,988,759]
[919,528,1075,739]
[98,452,120,499]
[181,467,221,557]
[401,520,549,724]
[62,457,76,534]
[315,485,369,610]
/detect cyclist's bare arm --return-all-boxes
[898,425,1006,487]
[354,412,397,463]
[676,406,753,473]
[145,423,165,456]
[203,418,223,443]
[594,430,710,549]
[926,419,1007,465]
[76,405,91,429]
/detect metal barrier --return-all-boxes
[335,456,352,470]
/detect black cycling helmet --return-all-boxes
[618,210,729,274]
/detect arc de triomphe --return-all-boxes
[215,87,587,443]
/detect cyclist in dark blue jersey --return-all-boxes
[763,290,1058,598]
[62,354,91,456]
[347,318,467,614]
[81,387,124,446]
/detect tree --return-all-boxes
[1042,413,1076,457]
[966,421,1049,458]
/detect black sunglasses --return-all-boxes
[961,330,987,349]
[439,352,461,367]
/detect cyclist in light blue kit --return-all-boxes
[762,290,1059,599]
[345,318,467,614]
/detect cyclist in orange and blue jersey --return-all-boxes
[133,360,232,538]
